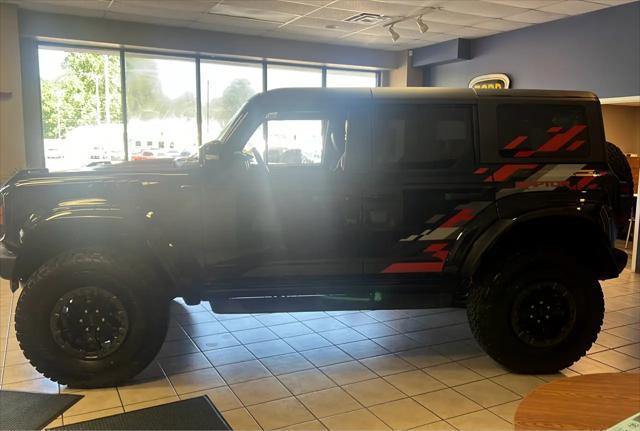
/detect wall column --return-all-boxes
[0,3,26,182]
[386,50,422,87]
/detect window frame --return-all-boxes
[478,98,604,164]
[36,40,380,169]
[369,102,477,173]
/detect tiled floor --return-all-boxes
[1,267,639,430]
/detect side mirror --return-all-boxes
[203,141,223,163]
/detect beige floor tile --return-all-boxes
[63,406,124,425]
[320,328,367,345]
[489,399,522,423]
[370,398,439,430]
[193,333,241,352]
[337,340,390,360]
[278,368,336,395]
[616,343,640,358]
[222,407,262,431]
[384,370,446,396]
[360,354,415,376]
[169,367,226,394]
[179,386,243,412]
[424,362,483,387]
[248,397,315,430]
[157,351,212,375]
[61,387,122,417]
[589,349,640,370]
[45,416,64,428]
[3,348,29,366]
[432,340,484,361]
[260,352,314,375]
[596,331,634,349]
[297,387,362,418]
[117,377,177,405]
[343,378,405,407]
[458,355,508,378]
[301,346,352,367]
[413,388,482,419]
[2,362,43,384]
[397,347,451,369]
[491,374,546,396]
[321,408,390,431]
[320,361,377,385]
[231,376,291,406]
[281,419,327,430]
[245,339,295,359]
[446,409,512,431]
[205,345,255,367]
[216,359,272,384]
[124,395,180,412]
[454,379,520,408]
[157,338,199,358]
[409,420,456,431]
[284,333,331,351]
[569,356,620,374]
[2,376,58,393]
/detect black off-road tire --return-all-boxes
[467,248,603,374]
[15,249,170,388]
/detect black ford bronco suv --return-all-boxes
[0,88,633,388]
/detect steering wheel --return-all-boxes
[251,147,269,174]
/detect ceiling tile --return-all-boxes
[219,0,318,16]
[13,1,107,17]
[474,18,532,31]
[278,0,337,6]
[439,0,529,18]
[306,7,363,20]
[589,0,639,4]
[109,1,203,21]
[292,16,366,31]
[195,12,282,30]
[331,0,424,17]
[538,0,608,14]
[507,9,567,23]
[394,18,464,34]
[208,3,300,23]
[420,9,491,25]
[104,11,193,28]
[483,0,564,8]
[450,26,500,38]
[119,0,215,13]
[189,20,273,36]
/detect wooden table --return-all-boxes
[515,373,640,430]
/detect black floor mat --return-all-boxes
[0,390,82,430]
[50,396,232,430]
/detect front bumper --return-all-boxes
[0,242,16,282]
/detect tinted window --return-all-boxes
[498,104,589,158]
[373,105,473,169]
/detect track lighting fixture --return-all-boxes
[388,24,400,42]
[416,15,429,33]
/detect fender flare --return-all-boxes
[458,205,619,281]
[15,203,202,295]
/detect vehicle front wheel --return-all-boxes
[15,249,170,388]
[467,249,603,374]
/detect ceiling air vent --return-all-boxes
[344,13,389,25]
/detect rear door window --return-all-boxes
[497,104,589,158]
[372,104,474,170]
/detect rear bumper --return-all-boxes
[0,242,16,281]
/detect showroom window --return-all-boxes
[372,105,474,170]
[125,53,198,160]
[326,69,378,88]
[200,60,263,144]
[37,43,379,170]
[38,46,124,171]
[267,64,322,90]
[498,104,590,158]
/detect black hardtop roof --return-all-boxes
[249,87,598,107]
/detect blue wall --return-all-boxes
[423,1,640,98]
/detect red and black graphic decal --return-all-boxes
[500,124,588,159]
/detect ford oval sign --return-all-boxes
[469,74,510,89]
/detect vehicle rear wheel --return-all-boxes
[607,141,634,236]
[15,249,170,388]
[467,248,603,374]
